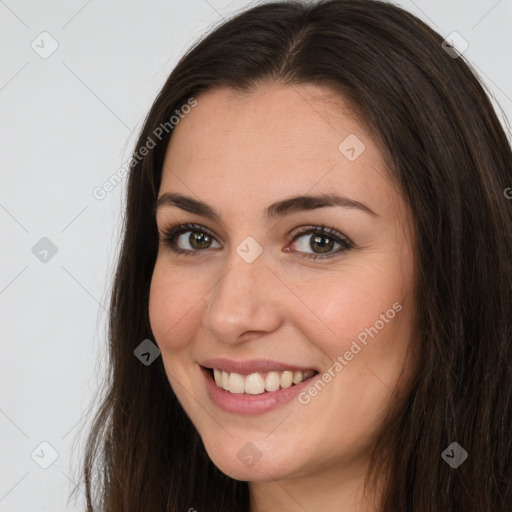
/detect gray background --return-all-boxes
[1,0,511,510]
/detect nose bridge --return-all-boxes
[202,241,280,341]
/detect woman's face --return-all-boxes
[149,83,417,484]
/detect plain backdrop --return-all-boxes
[1,0,511,510]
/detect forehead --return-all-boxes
[159,83,400,222]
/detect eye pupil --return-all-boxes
[190,231,211,249]
[311,234,334,253]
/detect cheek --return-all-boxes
[305,264,407,342]
[148,260,202,353]
[298,259,414,398]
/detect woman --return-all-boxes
[75,0,512,510]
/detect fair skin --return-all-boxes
[149,82,417,512]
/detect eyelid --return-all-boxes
[289,223,354,246]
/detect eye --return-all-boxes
[158,222,220,256]
[287,224,353,260]
[157,222,354,260]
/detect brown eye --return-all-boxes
[159,223,221,256]
[159,222,353,260]
[288,225,353,260]
[185,231,214,250]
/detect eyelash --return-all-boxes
[157,222,354,260]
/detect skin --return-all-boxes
[149,82,418,512]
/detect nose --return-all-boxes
[200,245,283,344]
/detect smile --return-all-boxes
[200,365,321,414]
[211,368,317,394]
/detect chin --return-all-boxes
[202,438,300,482]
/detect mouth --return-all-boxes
[202,365,320,395]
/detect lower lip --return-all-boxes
[200,366,319,415]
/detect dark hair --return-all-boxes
[71,0,512,510]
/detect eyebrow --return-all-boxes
[153,192,378,220]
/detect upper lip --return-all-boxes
[200,358,318,375]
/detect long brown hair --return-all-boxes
[71,1,512,510]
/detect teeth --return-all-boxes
[292,370,303,385]
[221,371,229,391]
[228,372,245,393]
[212,368,316,394]
[244,373,265,394]
[265,371,281,391]
[280,370,293,389]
